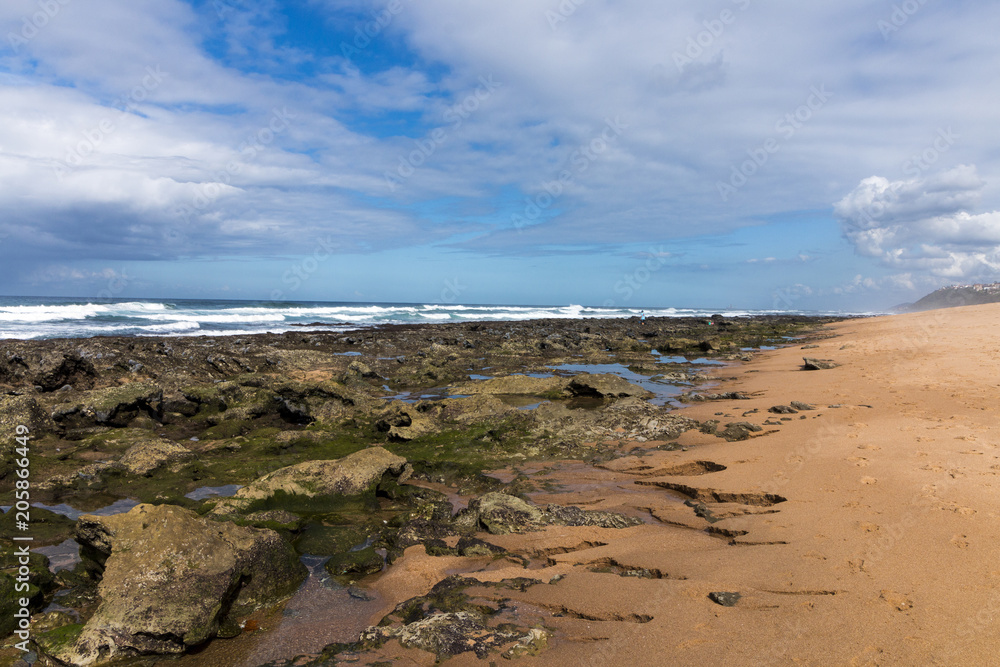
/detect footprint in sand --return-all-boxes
[950,535,970,549]
[860,477,877,485]
[847,457,869,467]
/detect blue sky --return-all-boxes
[1,0,999,311]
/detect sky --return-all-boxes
[1,0,999,311]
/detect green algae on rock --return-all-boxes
[62,503,306,665]
[208,446,407,516]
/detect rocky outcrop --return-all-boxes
[449,375,567,396]
[453,492,642,535]
[33,352,98,392]
[210,447,407,515]
[52,383,163,429]
[63,504,305,665]
[567,373,652,399]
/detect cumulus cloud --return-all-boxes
[834,165,1000,279]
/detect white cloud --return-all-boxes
[834,165,1000,279]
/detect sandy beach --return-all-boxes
[4,308,999,666]
[362,304,1000,666]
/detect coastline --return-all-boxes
[447,303,997,666]
[5,309,996,665]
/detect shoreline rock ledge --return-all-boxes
[58,504,306,666]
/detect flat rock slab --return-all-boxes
[210,446,406,515]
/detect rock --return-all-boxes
[454,493,641,535]
[375,401,437,441]
[64,504,305,665]
[790,401,816,411]
[567,374,652,399]
[117,437,193,476]
[543,504,642,529]
[347,360,383,380]
[449,375,567,396]
[802,357,839,370]
[33,352,97,392]
[0,506,75,546]
[362,611,526,658]
[210,447,407,515]
[708,591,741,607]
[458,492,546,535]
[718,422,763,441]
[325,547,384,577]
[54,382,164,428]
[768,405,798,414]
[686,392,751,402]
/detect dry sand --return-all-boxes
[371,304,1000,666]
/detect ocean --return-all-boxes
[0,296,852,340]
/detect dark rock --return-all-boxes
[325,547,384,577]
[717,422,763,441]
[708,591,741,607]
[802,357,840,370]
[790,401,816,410]
[567,374,652,399]
[768,405,798,414]
[34,353,98,392]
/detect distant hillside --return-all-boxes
[898,282,1000,312]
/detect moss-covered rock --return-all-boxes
[63,503,306,665]
[209,446,407,516]
[324,546,384,577]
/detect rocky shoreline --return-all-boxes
[0,314,842,666]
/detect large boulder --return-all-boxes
[567,373,652,399]
[210,446,407,515]
[62,504,306,665]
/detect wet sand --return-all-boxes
[374,304,1000,665]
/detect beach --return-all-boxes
[416,303,999,666]
[2,307,997,665]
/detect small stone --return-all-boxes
[790,401,816,410]
[802,357,840,370]
[709,591,741,607]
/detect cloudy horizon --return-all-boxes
[1,0,998,310]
